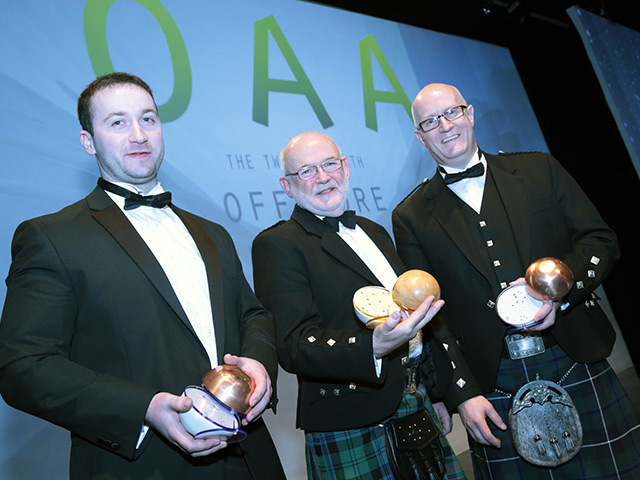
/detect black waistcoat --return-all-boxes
[455,170,525,300]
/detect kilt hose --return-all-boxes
[305,384,467,479]
[469,344,640,479]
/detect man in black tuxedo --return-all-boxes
[252,132,468,479]
[0,72,285,479]
[392,82,640,478]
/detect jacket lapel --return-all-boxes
[487,154,531,267]
[87,187,196,338]
[291,205,381,286]
[427,174,492,282]
[172,207,226,362]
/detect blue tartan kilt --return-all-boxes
[469,344,640,479]
[304,384,468,479]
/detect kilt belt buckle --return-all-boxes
[505,333,545,360]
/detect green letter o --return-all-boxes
[84,0,192,122]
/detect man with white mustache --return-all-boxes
[252,132,467,479]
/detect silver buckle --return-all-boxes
[505,333,545,359]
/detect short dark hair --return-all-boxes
[77,72,156,135]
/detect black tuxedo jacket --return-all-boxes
[0,186,284,479]
[251,205,467,431]
[392,151,620,400]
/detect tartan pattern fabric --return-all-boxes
[305,424,395,480]
[469,344,640,479]
[305,384,468,479]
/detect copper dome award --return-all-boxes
[496,257,573,330]
[524,257,574,302]
[179,365,255,441]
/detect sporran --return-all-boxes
[384,409,445,480]
[508,377,582,467]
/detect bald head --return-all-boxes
[411,83,477,170]
[280,132,341,174]
[411,83,467,128]
[279,132,350,217]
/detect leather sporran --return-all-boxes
[384,410,445,480]
[509,379,583,467]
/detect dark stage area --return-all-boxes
[311,0,640,373]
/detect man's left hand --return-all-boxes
[528,300,558,331]
[509,278,559,331]
[223,353,272,424]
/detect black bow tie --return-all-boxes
[323,210,356,230]
[441,163,485,185]
[98,178,172,210]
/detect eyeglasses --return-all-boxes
[285,158,343,180]
[418,105,468,132]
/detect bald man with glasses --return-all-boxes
[393,82,640,479]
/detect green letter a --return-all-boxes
[253,15,333,128]
[359,35,411,131]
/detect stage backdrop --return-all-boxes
[567,6,640,180]
[0,0,547,478]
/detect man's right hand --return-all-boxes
[144,392,228,456]
[372,295,444,358]
[457,395,506,448]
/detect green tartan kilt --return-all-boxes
[470,344,640,479]
[305,384,468,479]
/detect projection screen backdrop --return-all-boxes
[0,0,547,477]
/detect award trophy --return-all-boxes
[524,257,574,302]
[496,257,573,330]
[353,269,440,396]
[353,269,441,328]
[179,365,254,441]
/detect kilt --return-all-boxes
[305,384,467,479]
[469,344,640,479]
